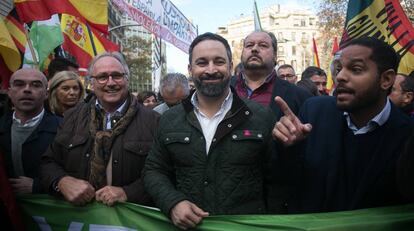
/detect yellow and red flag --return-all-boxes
[312,37,320,68]
[0,9,25,88]
[341,0,414,75]
[326,37,339,92]
[4,9,26,54]
[14,0,108,33]
[61,14,118,68]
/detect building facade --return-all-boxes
[217,4,319,75]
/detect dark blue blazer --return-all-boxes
[286,96,414,213]
[0,110,61,193]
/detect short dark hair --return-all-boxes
[278,64,294,72]
[47,57,79,80]
[137,91,157,104]
[188,32,232,64]
[296,78,318,96]
[344,37,400,75]
[399,73,414,93]
[301,66,326,80]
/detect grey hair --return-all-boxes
[160,73,190,97]
[88,52,130,79]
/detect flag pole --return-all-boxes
[23,23,39,69]
[85,22,97,56]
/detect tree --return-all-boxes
[401,0,414,23]
[122,36,152,93]
[316,0,347,72]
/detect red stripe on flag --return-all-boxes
[15,0,53,22]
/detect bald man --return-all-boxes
[0,68,61,194]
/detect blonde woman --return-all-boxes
[48,71,85,116]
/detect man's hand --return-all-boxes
[170,200,209,230]
[9,176,33,194]
[58,176,95,206]
[95,186,127,206]
[273,96,312,146]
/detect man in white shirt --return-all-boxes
[144,33,275,229]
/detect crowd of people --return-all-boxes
[1,30,414,230]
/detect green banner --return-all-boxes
[17,195,414,231]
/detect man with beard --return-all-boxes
[41,52,159,206]
[389,72,414,117]
[144,32,275,229]
[273,37,414,213]
[233,31,310,121]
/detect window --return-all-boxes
[291,32,296,41]
[278,32,283,40]
[301,19,306,27]
[278,46,284,55]
[292,46,296,56]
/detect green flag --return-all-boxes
[24,14,63,70]
[17,195,414,231]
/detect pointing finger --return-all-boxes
[274,96,295,118]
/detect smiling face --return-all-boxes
[8,69,48,119]
[334,45,388,114]
[241,31,275,73]
[188,39,233,98]
[91,56,129,112]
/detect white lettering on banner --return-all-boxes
[33,216,137,231]
[33,216,53,231]
[90,224,137,231]
[111,0,197,53]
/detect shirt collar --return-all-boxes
[12,109,45,128]
[95,99,128,116]
[344,99,391,135]
[191,89,233,117]
[241,69,275,87]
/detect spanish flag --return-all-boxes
[4,9,26,54]
[326,37,339,93]
[312,37,320,68]
[14,0,108,33]
[61,14,118,68]
[341,0,414,75]
[0,9,25,88]
[0,20,22,88]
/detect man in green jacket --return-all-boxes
[144,33,275,230]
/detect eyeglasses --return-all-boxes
[91,72,126,84]
[279,74,296,79]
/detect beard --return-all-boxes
[242,55,265,70]
[335,80,382,113]
[194,73,230,97]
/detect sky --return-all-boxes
[166,0,318,74]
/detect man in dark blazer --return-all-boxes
[0,68,61,194]
[232,30,311,121]
[273,37,414,213]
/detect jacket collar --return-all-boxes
[183,86,248,116]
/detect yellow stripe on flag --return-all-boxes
[0,20,21,71]
[69,0,108,28]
